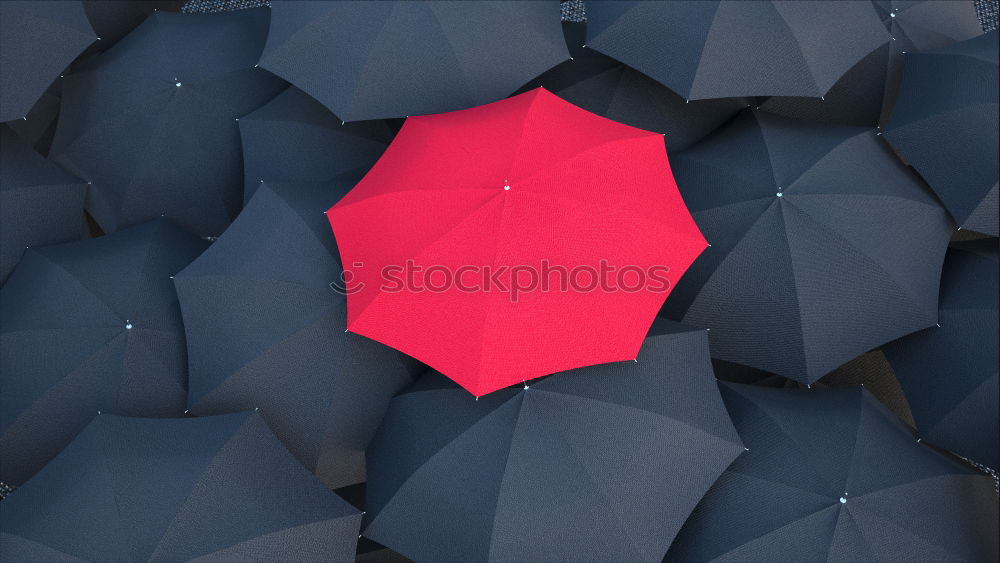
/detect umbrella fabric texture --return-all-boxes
[49,8,286,237]
[584,1,889,101]
[238,86,395,206]
[759,0,984,127]
[328,88,707,396]
[0,412,361,562]
[0,0,96,122]
[364,320,744,563]
[4,81,61,157]
[0,219,206,486]
[882,245,998,468]
[258,0,570,121]
[82,0,185,50]
[667,384,999,562]
[518,23,748,153]
[0,126,87,284]
[884,31,998,236]
[662,110,954,385]
[173,180,422,490]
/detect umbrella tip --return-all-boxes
[633,358,638,363]
[184,409,189,414]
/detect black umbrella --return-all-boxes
[173,180,422,490]
[0,412,361,562]
[884,31,998,236]
[882,244,998,468]
[363,320,744,563]
[667,383,999,562]
[0,0,96,122]
[49,8,286,237]
[238,86,394,206]
[0,126,87,284]
[518,23,747,153]
[258,0,570,121]
[0,219,206,486]
[759,0,984,127]
[662,110,954,385]
[584,1,889,101]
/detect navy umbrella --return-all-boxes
[364,321,744,562]
[258,0,570,121]
[173,180,422,490]
[584,1,888,100]
[0,219,206,486]
[668,384,999,562]
[518,23,747,153]
[49,8,286,237]
[0,0,96,122]
[662,110,953,385]
[0,126,87,284]
[759,0,983,127]
[884,31,998,236]
[0,412,361,562]
[238,86,394,206]
[882,245,998,468]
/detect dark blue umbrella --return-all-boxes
[0,0,96,122]
[49,8,286,237]
[0,126,87,284]
[518,22,747,153]
[759,0,984,127]
[364,321,743,562]
[584,1,888,100]
[884,31,998,236]
[258,0,570,121]
[173,180,422,490]
[667,384,999,562]
[0,219,206,486]
[883,244,998,468]
[238,86,394,206]
[662,110,954,385]
[0,412,361,562]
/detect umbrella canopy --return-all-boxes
[518,23,748,153]
[584,1,889,100]
[882,245,998,468]
[364,320,744,562]
[662,110,953,385]
[0,219,206,486]
[0,412,361,562]
[173,179,422,490]
[83,0,185,50]
[258,0,570,121]
[0,126,87,284]
[884,31,998,236]
[4,81,61,156]
[759,0,984,127]
[328,88,707,396]
[0,0,96,122]
[238,86,395,206]
[667,383,999,562]
[49,8,286,237]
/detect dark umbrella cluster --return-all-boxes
[1,1,997,562]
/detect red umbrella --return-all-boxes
[327,88,705,396]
